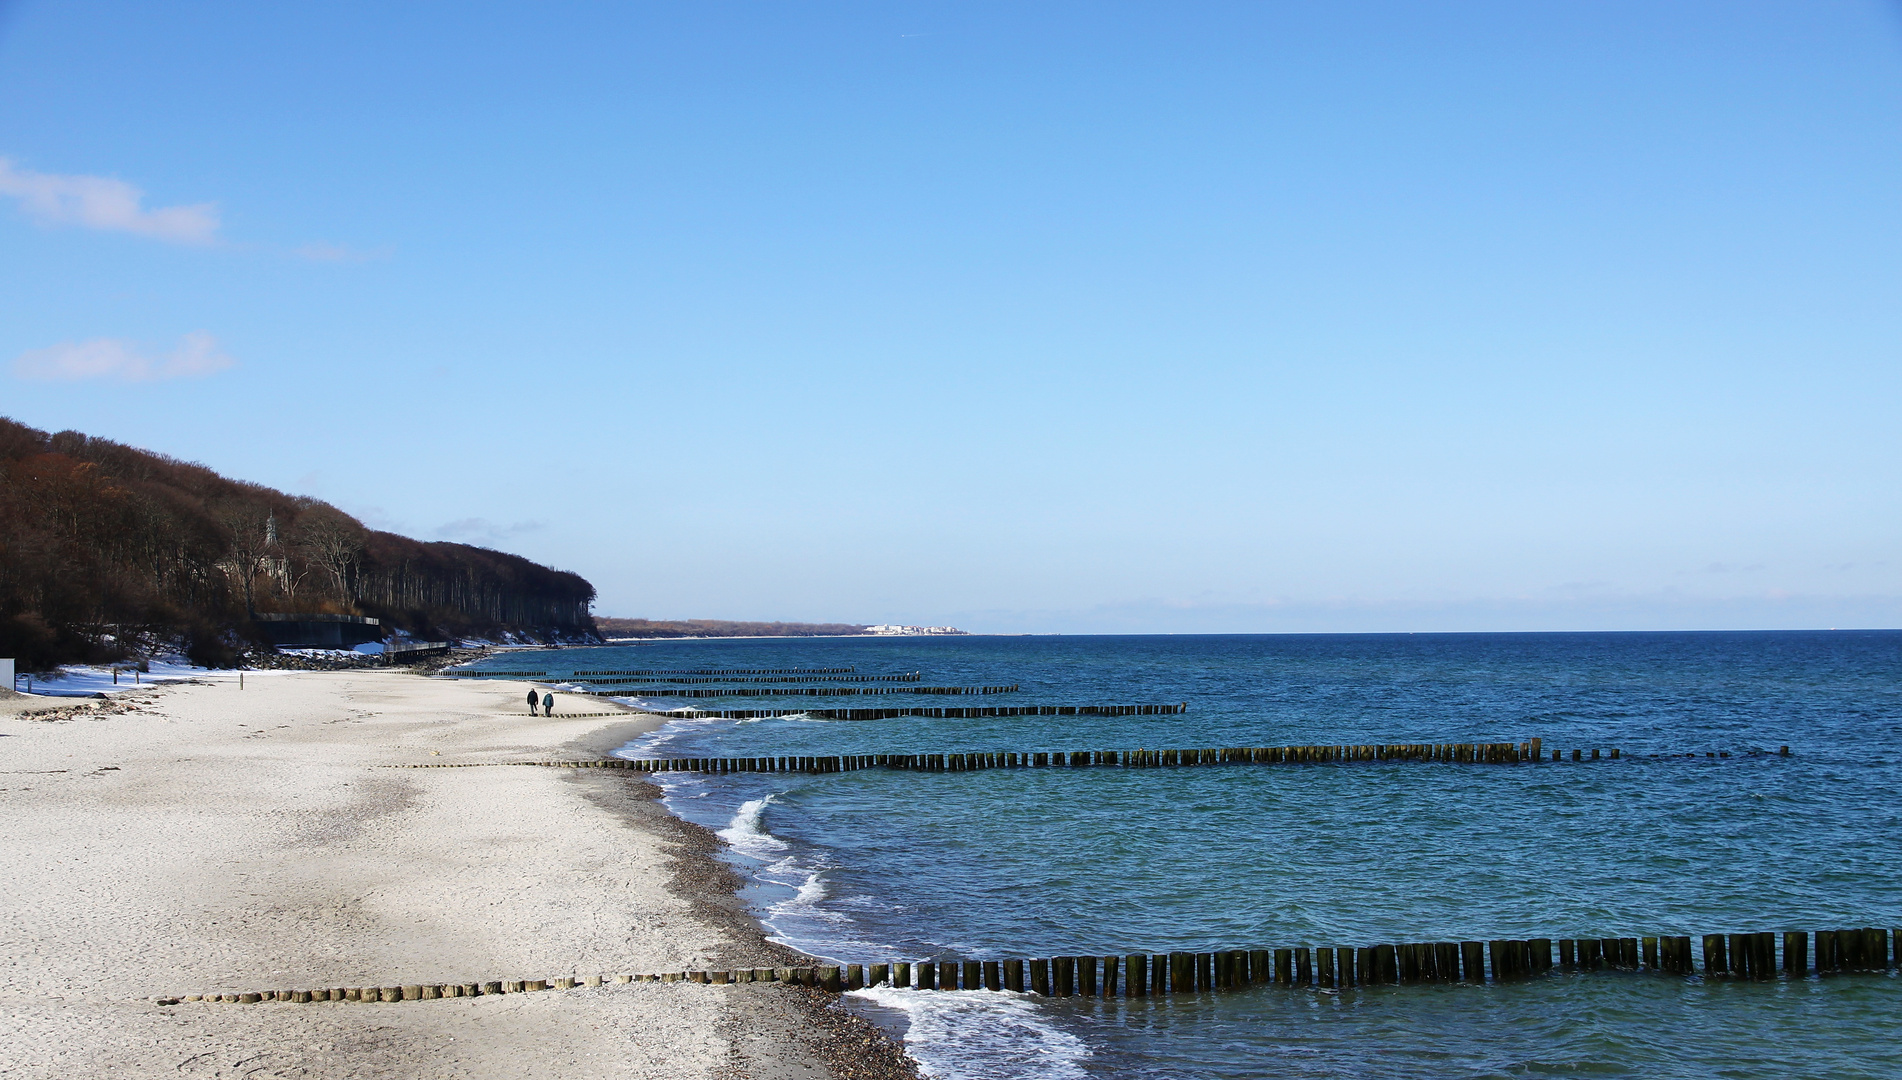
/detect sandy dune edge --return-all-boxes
[0,669,915,1079]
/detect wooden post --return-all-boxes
[1127,954,1147,996]
[1437,942,1462,981]
[1703,935,1726,976]
[1461,941,1485,982]
[1316,948,1336,988]
[1054,956,1075,997]
[981,961,1000,991]
[1357,946,1376,987]
[1152,954,1169,994]
[1030,959,1051,996]
[1195,953,1213,991]
[1101,955,1118,997]
[1600,938,1622,970]
[1374,944,1397,984]
[1079,956,1097,996]
[1004,959,1024,992]
[1642,937,1659,969]
[1294,947,1312,986]
[1250,950,1272,985]
[869,963,890,987]
[1274,948,1292,986]
[894,962,911,989]
[1169,952,1194,994]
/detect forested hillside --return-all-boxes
[0,417,596,668]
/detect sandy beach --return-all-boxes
[0,670,916,1079]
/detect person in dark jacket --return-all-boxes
[542,691,555,717]
[527,688,539,716]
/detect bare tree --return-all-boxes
[213,502,277,617]
[292,504,365,608]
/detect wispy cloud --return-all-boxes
[12,331,236,382]
[436,518,546,543]
[0,158,220,244]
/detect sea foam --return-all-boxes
[849,987,1089,1080]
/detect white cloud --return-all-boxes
[436,518,546,542]
[11,331,237,382]
[0,158,219,244]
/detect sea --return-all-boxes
[462,631,1902,1079]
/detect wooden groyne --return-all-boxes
[862,927,1900,994]
[572,667,857,676]
[583,684,1020,699]
[156,926,1900,1006]
[616,740,1787,773]
[579,673,922,685]
[629,704,1188,720]
[402,738,1786,772]
[443,670,548,678]
[604,744,1586,774]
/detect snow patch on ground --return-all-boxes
[11,661,269,697]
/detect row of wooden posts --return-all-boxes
[581,684,1021,699]
[417,740,1749,773]
[450,670,549,677]
[160,928,1899,1006]
[570,666,857,676]
[578,673,922,686]
[850,928,1900,994]
[578,740,1652,775]
[449,667,860,678]
[627,704,1188,720]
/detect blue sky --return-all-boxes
[2,1,1899,633]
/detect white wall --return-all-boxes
[1,659,14,691]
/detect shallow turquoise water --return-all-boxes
[467,632,1902,1078]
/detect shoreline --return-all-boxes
[0,668,918,1079]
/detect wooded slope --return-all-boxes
[0,417,596,667]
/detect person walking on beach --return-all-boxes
[527,688,539,716]
[542,691,555,717]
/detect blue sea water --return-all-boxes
[466,631,1902,1079]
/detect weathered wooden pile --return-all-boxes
[160,926,1899,1006]
[626,704,1187,720]
[444,666,858,679]
[580,673,921,685]
[574,667,857,676]
[581,684,1020,698]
